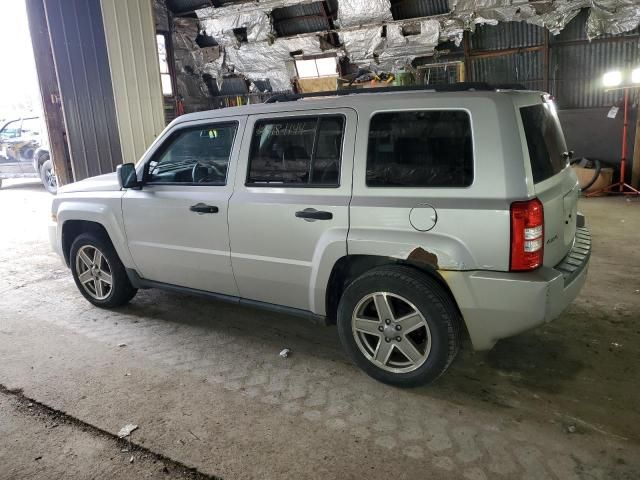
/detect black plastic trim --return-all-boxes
[125,269,328,325]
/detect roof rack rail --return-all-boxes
[263,82,523,103]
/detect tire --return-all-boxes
[337,265,461,387]
[39,158,57,194]
[69,232,137,308]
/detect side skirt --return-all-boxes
[126,269,328,326]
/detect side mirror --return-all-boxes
[116,163,140,189]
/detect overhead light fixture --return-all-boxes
[632,67,640,84]
[603,70,622,87]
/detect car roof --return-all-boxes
[173,89,544,126]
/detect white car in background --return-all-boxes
[0,116,57,194]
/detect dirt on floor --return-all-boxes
[0,179,639,479]
[0,388,213,480]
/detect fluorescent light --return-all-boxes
[603,70,622,87]
[632,68,640,84]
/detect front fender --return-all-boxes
[54,193,135,268]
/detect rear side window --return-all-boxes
[247,115,344,186]
[366,110,473,187]
[520,103,568,183]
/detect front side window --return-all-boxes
[247,115,344,186]
[366,110,473,187]
[146,123,237,185]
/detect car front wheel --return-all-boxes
[70,233,137,308]
[40,158,57,194]
[337,266,461,387]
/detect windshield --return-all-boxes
[520,102,568,183]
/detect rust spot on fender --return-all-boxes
[407,247,439,269]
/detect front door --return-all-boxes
[122,117,245,296]
[228,109,356,312]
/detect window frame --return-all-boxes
[245,113,346,188]
[364,108,475,189]
[143,121,239,187]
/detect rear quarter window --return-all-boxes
[366,110,473,187]
[520,103,568,183]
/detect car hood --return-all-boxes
[58,172,120,193]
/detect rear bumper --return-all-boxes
[444,225,591,350]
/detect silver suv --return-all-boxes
[49,88,590,386]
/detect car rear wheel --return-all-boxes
[337,266,461,387]
[40,158,57,194]
[70,233,137,308]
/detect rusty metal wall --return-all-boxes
[471,21,545,50]
[551,37,640,109]
[44,0,122,181]
[390,0,449,20]
[471,50,545,91]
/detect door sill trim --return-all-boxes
[126,269,328,325]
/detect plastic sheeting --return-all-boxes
[587,1,640,38]
[180,0,640,95]
[225,36,331,91]
[336,0,392,27]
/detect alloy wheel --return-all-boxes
[75,245,113,300]
[351,292,432,373]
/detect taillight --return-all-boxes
[510,198,544,271]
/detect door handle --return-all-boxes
[295,208,333,221]
[189,203,219,214]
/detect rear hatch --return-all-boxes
[519,98,579,267]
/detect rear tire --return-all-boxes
[40,158,57,194]
[337,265,461,387]
[70,232,137,308]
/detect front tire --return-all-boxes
[70,233,137,308]
[337,266,461,387]
[40,158,57,194]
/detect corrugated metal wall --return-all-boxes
[101,0,166,164]
[468,16,640,109]
[44,0,122,181]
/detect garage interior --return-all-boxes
[1,0,639,478]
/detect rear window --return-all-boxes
[366,110,473,187]
[520,103,568,183]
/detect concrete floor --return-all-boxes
[0,178,639,479]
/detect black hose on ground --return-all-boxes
[571,157,602,192]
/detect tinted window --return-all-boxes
[247,116,344,186]
[146,123,237,185]
[366,111,473,187]
[520,103,568,183]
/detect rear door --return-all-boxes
[228,108,356,312]
[519,99,579,266]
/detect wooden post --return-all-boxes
[543,29,550,93]
[463,31,471,82]
[25,0,73,185]
[632,103,640,188]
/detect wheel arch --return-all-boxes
[324,254,463,327]
[61,220,112,267]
